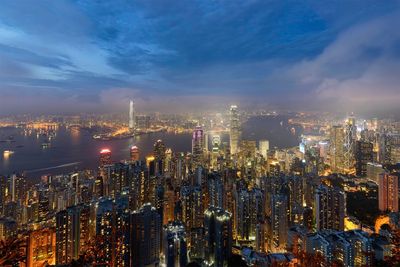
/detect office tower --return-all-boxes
[270,194,288,251]
[154,139,166,175]
[129,100,136,130]
[259,140,270,158]
[210,135,221,169]
[344,116,357,171]
[314,185,345,231]
[99,148,112,167]
[56,204,90,265]
[192,126,205,167]
[329,126,345,173]
[131,203,161,267]
[204,206,232,267]
[130,145,140,161]
[163,221,188,267]
[378,133,392,164]
[229,105,240,155]
[378,173,399,212]
[355,140,373,177]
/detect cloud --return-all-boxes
[0,0,399,115]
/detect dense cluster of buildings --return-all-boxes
[0,106,400,266]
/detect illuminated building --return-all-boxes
[329,126,345,173]
[136,115,151,129]
[129,100,136,131]
[27,228,56,266]
[378,173,399,212]
[355,140,373,177]
[180,186,203,232]
[154,139,166,175]
[314,185,345,231]
[130,145,140,161]
[366,162,385,184]
[0,176,8,216]
[0,217,17,240]
[270,194,288,251]
[229,105,240,155]
[378,133,392,164]
[236,188,264,242]
[163,221,188,267]
[55,204,90,265]
[96,197,130,266]
[192,126,205,167]
[204,206,232,267]
[259,140,269,158]
[131,203,161,267]
[344,116,356,171]
[211,135,221,169]
[99,148,112,167]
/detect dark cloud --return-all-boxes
[0,0,399,115]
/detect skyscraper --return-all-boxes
[130,145,140,161]
[314,185,345,231]
[163,221,188,267]
[99,148,112,167]
[330,125,345,173]
[131,203,161,267]
[204,206,232,267]
[129,100,136,131]
[378,173,399,212]
[229,105,240,155]
[344,116,357,171]
[259,140,269,158]
[355,140,373,177]
[192,126,204,167]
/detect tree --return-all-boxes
[0,236,27,266]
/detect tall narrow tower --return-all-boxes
[129,100,135,130]
[229,105,240,155]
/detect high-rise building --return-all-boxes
[344,116,357,171]
[270,194,288,251]
[163,221,188,267]
[314,185,345,231]
[154,139,166,175]
[192,126,205,167]
[130,145,140,161]
[129,100,136,131]
[259,140,270,158]
[330,126,345,173]
[56,204,90,265]
[131,203,161,267]
[204,206,232,267]
[355,140,373,177]
[229,105,240,155]
[99,148,112,167]
[378,173,399,212]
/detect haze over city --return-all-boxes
[0,1,400,115]
[1,1,400,267]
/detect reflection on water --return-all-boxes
[0,115,301,179]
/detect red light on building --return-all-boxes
[130,146,139,161]
[100,148,112,167]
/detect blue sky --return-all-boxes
[0,0,399,115]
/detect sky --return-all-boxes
[0,0,399,116]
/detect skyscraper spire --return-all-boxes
[129,100,135,130]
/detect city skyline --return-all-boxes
[0,1,399,116]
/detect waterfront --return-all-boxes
[0,115,301,179]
